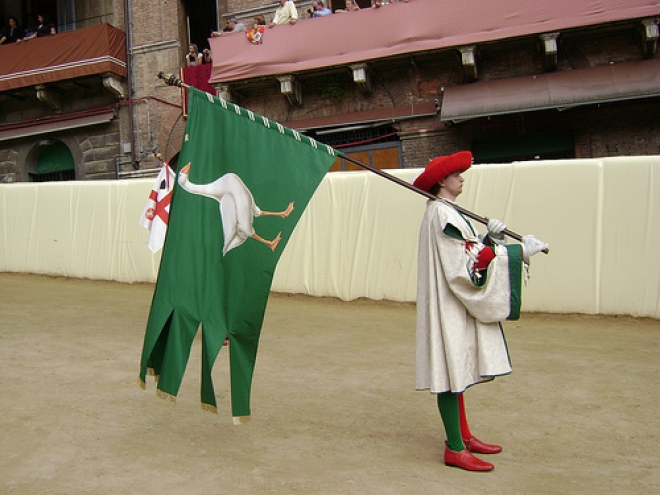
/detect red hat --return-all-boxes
[413,151,473,193]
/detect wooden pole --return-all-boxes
[341,154,549,253]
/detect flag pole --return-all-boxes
[341,155,547,251]
[156,72,546,252]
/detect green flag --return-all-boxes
[139,87,340,423]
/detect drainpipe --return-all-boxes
[124,0,138,169]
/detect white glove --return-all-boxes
[487,218,507,242]
[522,235,548,263]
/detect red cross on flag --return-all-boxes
[140,162,175,252]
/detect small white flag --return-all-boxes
[140,163,175,252]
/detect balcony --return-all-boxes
[209,0,660,87]
[0,23,127,121]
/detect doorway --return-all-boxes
[183,0,218,53]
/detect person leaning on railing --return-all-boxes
[309,0,332,17]
[269,0,298,27]
[211,16,247,37]
[16,13,55,44]
[6,16,26,43]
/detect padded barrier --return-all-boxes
[1,156,658,318]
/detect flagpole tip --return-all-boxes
[157,71,190,89]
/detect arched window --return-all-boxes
[28,140,75,182]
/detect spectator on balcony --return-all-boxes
[309,1,332,17]
[269,0,298,27]
[339,0,361,12]
[22,15,36,38]
[228,17,247,32]
[247,16,266,44]
[0,26,5,45]
[211,16,247,37]
[185,44,202,67]
[18,13,55,43]
[202,48,212,64]
[6,16,25,43]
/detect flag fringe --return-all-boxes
[146,368,160,383]
[201,403,218,414]
[232,416,251,426]
[156,389,177,403]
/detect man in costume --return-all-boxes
[413,151,548,472]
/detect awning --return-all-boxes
[0,23,126,92]
[440,58,660,123]
[0,110,115,142]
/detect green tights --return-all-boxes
[437,392,465,452]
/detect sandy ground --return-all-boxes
[0,272,658,494]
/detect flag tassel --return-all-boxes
[201,403,219,414]
[156,389,177,403]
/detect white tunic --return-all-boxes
[416,199,516,394]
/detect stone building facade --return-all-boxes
[0,0,187,182]
[0,0,658,182]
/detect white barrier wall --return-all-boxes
[1,157,659,318]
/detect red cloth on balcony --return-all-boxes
[181,64,216,96]
[180,64,216,116]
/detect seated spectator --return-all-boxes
[309,1,332,17]
[0,24,6,45]
[247,16,266,44]
[202,48,212,64]
[211,16,247,36]
[269,0,298,27]
[185,43,202,67]
[18,13,55,43]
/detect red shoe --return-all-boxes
[444,448,494,471]
[463,436,502,454]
